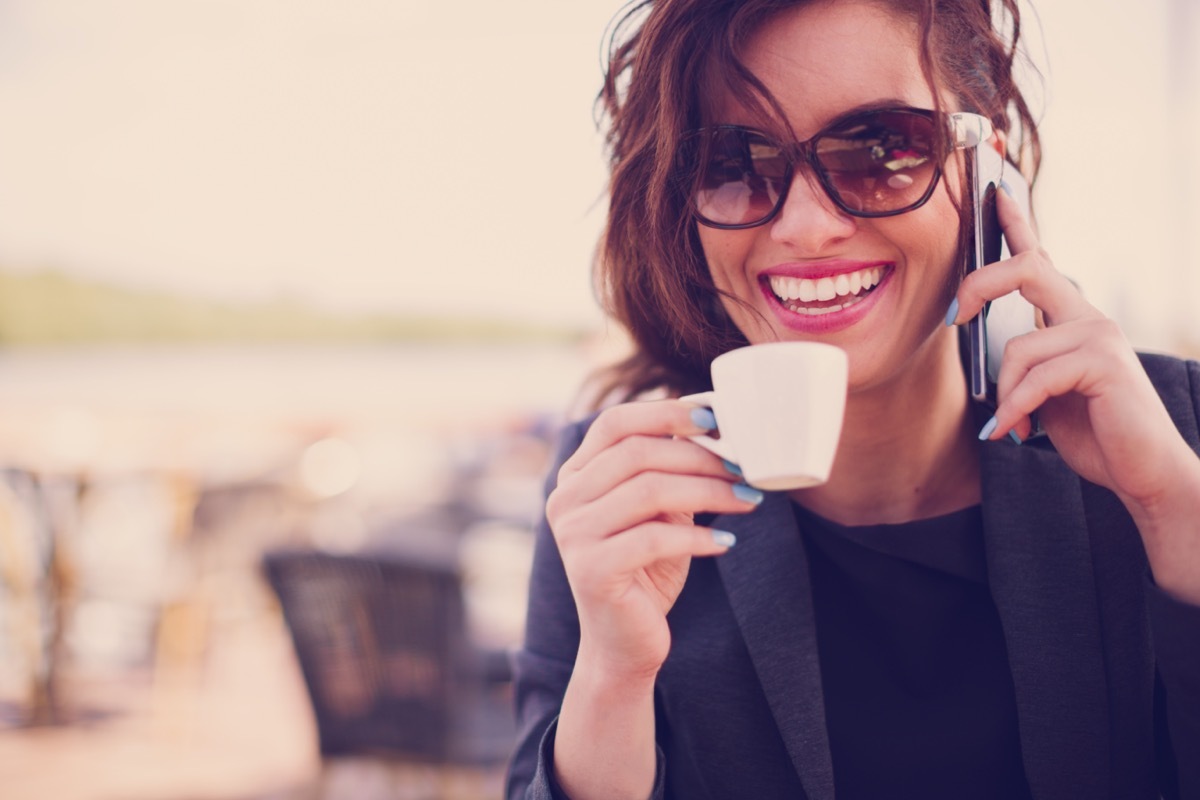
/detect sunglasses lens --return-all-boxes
[687,129,788,227]
[814,110,939,215]
[685,110,942,227]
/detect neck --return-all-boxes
[790,331,982,526]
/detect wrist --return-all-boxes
[1124,450,1200,605]
[573,639,662,696]
[555,643,659,800]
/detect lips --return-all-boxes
[759,261,894,333]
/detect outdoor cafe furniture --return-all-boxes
[261,548,515,796]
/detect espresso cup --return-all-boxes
[681,342,848,491]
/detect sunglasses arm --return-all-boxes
[949,112,995,150]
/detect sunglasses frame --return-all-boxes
[684,107,994,230]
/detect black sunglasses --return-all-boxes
[679,107,994,229]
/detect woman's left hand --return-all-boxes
[949,187,1200,602]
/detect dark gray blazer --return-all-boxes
[508,353,1200,800]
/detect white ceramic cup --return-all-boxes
[681,342,848,491]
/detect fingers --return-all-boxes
[946,189,1096,329]
[570,434,737,507]
[547,398,756,557]
[555,471,761,544]
[981,318,1133,440]
[950,248,1094,329]
[549,400,737,520]
[994,182,1039,254]
[564,521,736,589]
[560,399,715,478]
[983,352,1091,442]
[947,188,1140,448]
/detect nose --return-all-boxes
[769,170,858,253]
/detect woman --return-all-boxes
[507,0,1200,797]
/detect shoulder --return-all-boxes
[559,411,602,451]
[1137,350,1198,390]
[1137,351,1200,447]
[541,412,601,493]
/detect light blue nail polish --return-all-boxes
[978,416,999,441]
[999,179,1014,197]
[732,483,764,505]
[944,297,959,327]
[690,407,717,431]
[722,459,743,477]
[1008,430,1023,446]
[711,530,737,548]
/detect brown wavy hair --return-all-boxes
[590,0,1042,404]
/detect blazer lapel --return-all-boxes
[711,493,835,800]
[980,439,1111,799]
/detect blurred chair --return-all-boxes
[261,549,515,799]
[0,468,83,726]
[0,470,52,725]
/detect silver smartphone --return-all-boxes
[963,140,1034,407]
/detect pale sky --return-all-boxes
[0,0,1196,343]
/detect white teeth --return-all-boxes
[787,301,846,315]
[767,265,888,304]
[798,279,817,302]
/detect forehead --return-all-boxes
[711,0,932,137]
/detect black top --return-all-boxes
[797,502,1034,800]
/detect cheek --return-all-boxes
[915,187,964,285]
[936,163,967,269]
[697,227,751,292]
[934,209,963,276]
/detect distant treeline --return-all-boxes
[0,270,584,345]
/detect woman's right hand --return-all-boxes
[545,399,764,683]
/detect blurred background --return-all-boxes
[0,1,1195,798]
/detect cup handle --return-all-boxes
[679,392,738,464]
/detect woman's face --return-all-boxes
[698,0,964,394]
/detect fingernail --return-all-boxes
[722,459,743,477]
[978,416,999,440]
[944,297,959,327]
[690,407,717,431]
[1008,430,1023,446]
[732,483,764,505]
[711,530,737,548]
[999,179,1014,197]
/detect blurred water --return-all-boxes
[0,341,596,499]
[0,341,592,423]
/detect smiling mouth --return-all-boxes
[765,265,890,316]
